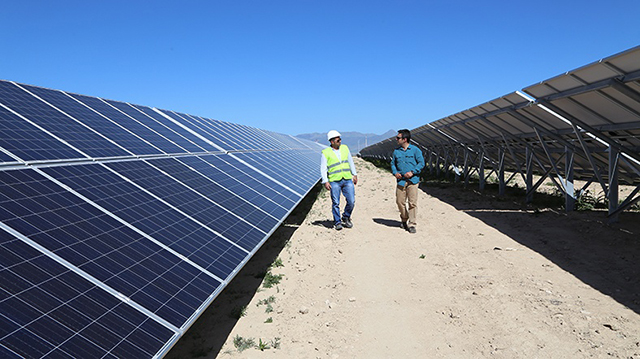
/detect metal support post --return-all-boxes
[565,146,575,212]
[525,147,534,203]
[608,147,620,223]
[498,147,505,196]
[479,152,485,192]
[464,149,470,187]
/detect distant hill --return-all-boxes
[296,130,396,153]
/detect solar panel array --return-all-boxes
[0,80,323,358]
[361,45,640,220]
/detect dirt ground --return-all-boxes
[167,157,640,359]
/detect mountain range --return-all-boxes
[296,130,396,153]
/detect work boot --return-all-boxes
[334,223,343,230]
[342,218,353,228]
[408,226,416,234]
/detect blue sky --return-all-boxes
[1,1,639,136]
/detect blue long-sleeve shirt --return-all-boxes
[391,144,425,186]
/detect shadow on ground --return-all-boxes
[165,183,322,358]
[373,218,402,228]
[422,181,640,315]
[311,219,334,228]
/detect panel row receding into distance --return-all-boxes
[361,45,640,221]
[0,79,323,358]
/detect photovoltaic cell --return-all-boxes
[130,105,220,153]
[0,81,128,159]
[156,111,232,151]
[41,162,247,280]
[103,100,197,154]
[0,169,221,328]
[180,155,292,219]
[0,229,176,358]
[206,154,302,203]
[0,104,84,162]
[233,150,320,195]
[67,93,184,155]
[166,156,280,232]
[0,151,15,163]
[22,85,161,156]
[106,159,266,251]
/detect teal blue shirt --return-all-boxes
[391,144,425,186]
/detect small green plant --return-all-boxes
[270,257,284,268]
[257,296,276,305]
[272,337,281,349]
[233,335,255,352]
[419,254,425,259]
[264,317,273,323]
[257,338,270,351]
[263,272,284,288]
[265,303,274,313]
[230,305,247,319]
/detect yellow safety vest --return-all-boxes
[323,145,353,182]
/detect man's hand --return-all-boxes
[404,171,414,179]
[353,175,358,185]
[395,172,402,180]
[324,182,331,191]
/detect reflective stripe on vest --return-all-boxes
[323,145,353,182]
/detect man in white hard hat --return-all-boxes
[320,130,358,230]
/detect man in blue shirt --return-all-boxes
[391,129,425,233]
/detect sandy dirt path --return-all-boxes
[167,157,640,359]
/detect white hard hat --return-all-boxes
[327,130,341,141]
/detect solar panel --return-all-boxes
[361,45,640,219]
[0,229,177,358]
[0,79,321,358]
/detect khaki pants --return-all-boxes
[396,183,418,226]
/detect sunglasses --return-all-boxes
[333,138,341,142]
[396,136,403,140]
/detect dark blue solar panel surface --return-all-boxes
[22,85,161,156]
[0,79,322,358]
[103,100,197,154]
[182,155,293,219]
[67,93,185,155]
[0,104,84,162]
[166,156,280,232]
[131,105,220,153]
[207,154,301,203]
[0,151,15,163]
[157,110,233,151]
[42,162,247,280]
[0,81,128,159]
[233,150,320,195]
[106,159,267,251]
[0,230,176,358]
[0,169,221,328]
